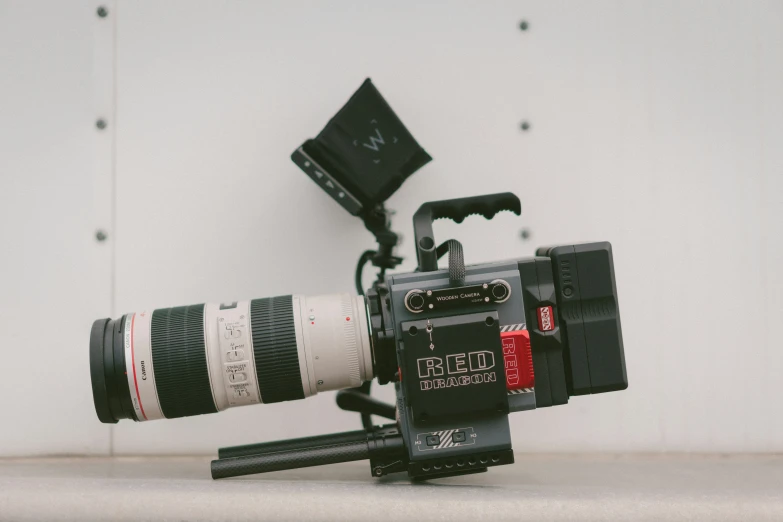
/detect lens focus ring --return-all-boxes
[151,304,217,419]
[250,296,305,404]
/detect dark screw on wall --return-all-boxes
[519,228,531,240]
[96,6,108,18]
[95,119,107,130]
[519,20,529,31]
[95,230,108,242]
[520,121,531,131]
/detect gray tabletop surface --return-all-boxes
[0,454,781,521]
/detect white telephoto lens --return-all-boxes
[92,294,374,422]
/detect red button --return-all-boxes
[500,329,534,390]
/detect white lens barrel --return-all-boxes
[116,294,373,421]
[204,300,263,412]
[124,311,165,421]
[294,294,374,397]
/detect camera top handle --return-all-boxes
[414,192,522,272]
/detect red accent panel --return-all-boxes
[500,330,534,390]
[537,305,554,332]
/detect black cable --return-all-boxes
[354,250,376,296]
[350,250,402,431]
[353,251,381,430]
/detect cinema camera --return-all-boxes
[89,79,627,480]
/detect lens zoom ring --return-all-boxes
[250,296,304,403]
[151,304,217,418]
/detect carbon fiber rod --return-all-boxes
[211,441,370,479]
[218,429,369,459]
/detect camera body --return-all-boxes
[369,262,525,477]
[361,195,626,479]
[88,79,627,482]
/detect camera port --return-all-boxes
[489,279,511,303]
[404,289,426,313]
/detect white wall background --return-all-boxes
[0,0,781,457]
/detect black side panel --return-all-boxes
[546,245,592,395]
[151,304,217,419]
[572,243,627,393]
[535,259,569,406]
[518,259,568,408]
[545,242,627,394]
[250,296,305,404]
[518,260,549,406]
